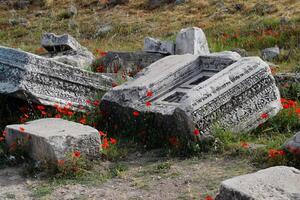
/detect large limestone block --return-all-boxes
[101,53,281,137]
[175,27,210,55]
[0,45,112,110]
[5,118,101,164]
[216,166,300,200]
[41,33,95,69]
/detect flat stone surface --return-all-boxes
[176,27,210,55]
[101,53,281,137]
[5,118,101,164]
[0,45,112,110]
[216,166,300,200]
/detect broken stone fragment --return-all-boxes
[5,118,101,165]
[261,46,280,61]
[0,45,113,111]
[144,37,175,55]
[41,33,95,69]
[101,53,281,138]
[284,131,300,155]
[216,166,300,200]
[175,27,210,55]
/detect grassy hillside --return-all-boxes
[0,0,299,71]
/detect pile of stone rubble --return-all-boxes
[1,27,300,200]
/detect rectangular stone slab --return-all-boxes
[101,52,281,137]
[0,46,113,110]
[216,166,300,200]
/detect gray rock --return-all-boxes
[148,0,164,9]
[216,166,300,200]
[144,37,175,55]
[67,5,77,17]
[41,33,95,69]
[95,51,166,74]
[176,27,210,55]
[94,25,113,38]
[5,118,101,165]
[0,45,112,110]
[101,54,281,138]
[13,0,30,9]
[261,46,280,61]
[284,131,300,155]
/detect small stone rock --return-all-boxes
[67,5,77,17]
[94,25,114,38]
[174,0,185,5]
[106,0,129,6]
[284,131,300,155]
[261,46,280,61]
[5,118,102,165]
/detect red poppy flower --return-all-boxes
[168,136,179,146]
[57,159,65,166]
[79,118,87,124]
[194,128,200,135]
[282,104,290,109]
[145,101,152,107]
[205,196,214,200]
[261,113,268,119]
[2,131,7,136]
[102,139,109,149]
[280,98,288,103]
[99,131,107,137]
[93,100,101,106]
[41,111,47,116]
[72,151,81,158]
[19,127,25,132]
[67,102,73,107]
[268,149,285,158]
[240,141,249,149]
[96,65,105,73]
[110,138,117,145]
[36,105,45,111]
[146,91,153,97]
[288,100,297,107]
[86,99,91,104]
[96,49,107,57]
[112,82,118,87]
[67,111,74,116]
[133,111,140,117]
[55,114,62,118]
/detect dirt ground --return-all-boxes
[0,150,256,200]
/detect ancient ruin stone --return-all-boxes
[176,27,210,55]
[101,52,281,138]
[284,131,300,155]
[5,118,101,165]
[261,46,280,61]
[41,33,95,69]
[216,166,300,200]
[0,45,112,111]
[144,37,175,55]
[96,51,166,74]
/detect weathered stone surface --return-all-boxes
[0,45,112,110]
[274,73,300,85]
[96,51,166,74]
[144,37,175,55]
[101,53,281,137]
[5,118,101,164]
[176,27,210,55]
[41,33,95,69]
[216,166,300,200]
[231,48,248,57]
[261,46,280,61]
[284,131,300,155]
